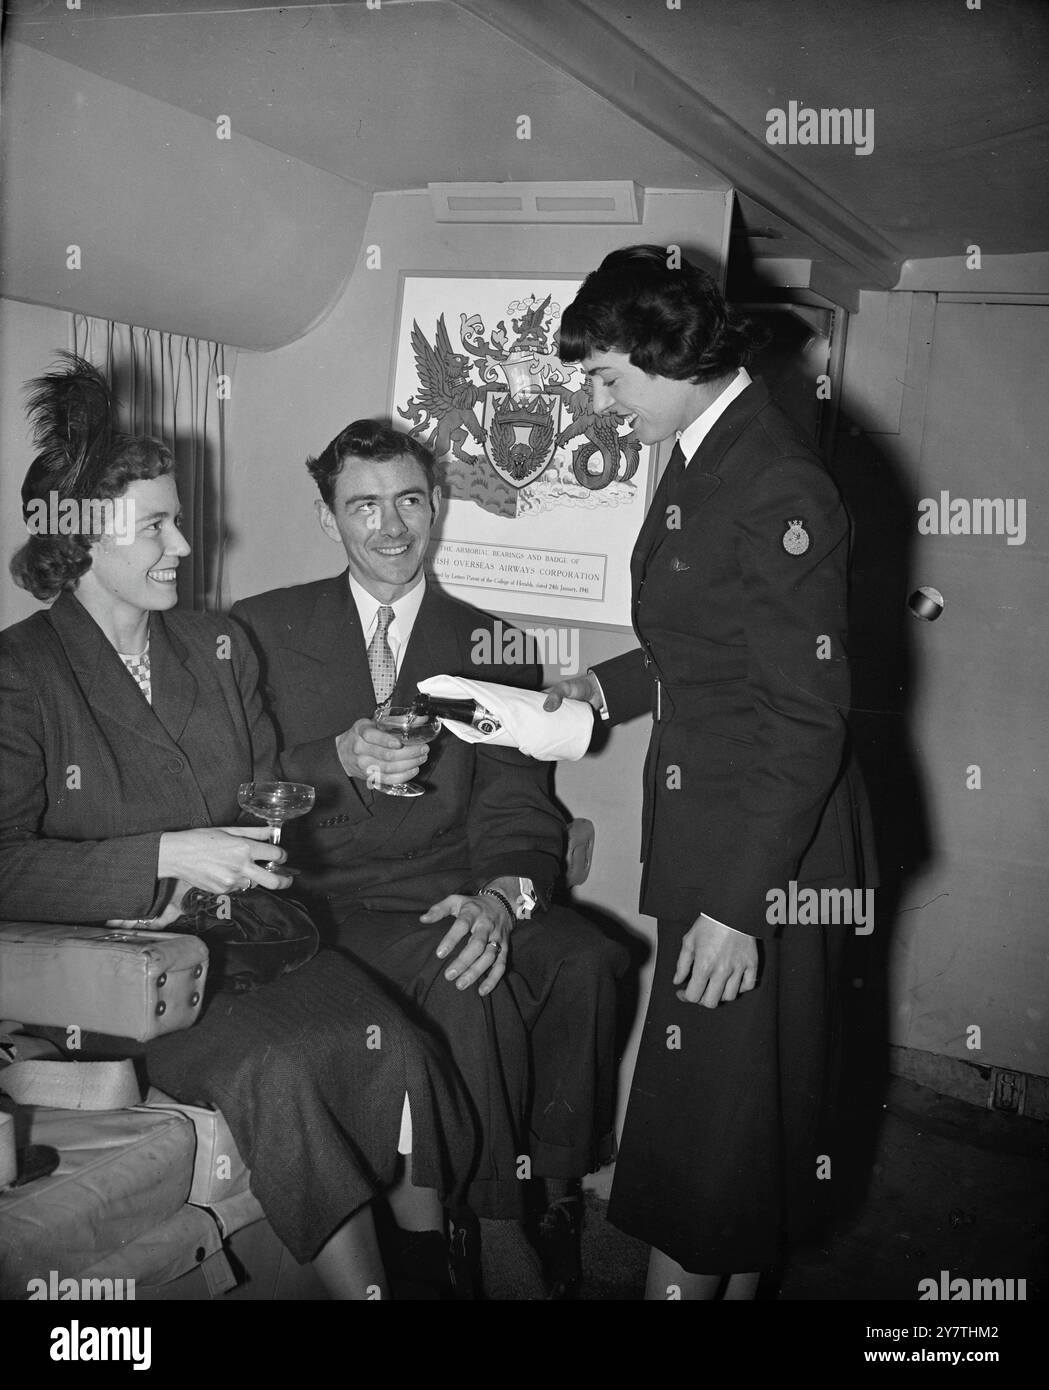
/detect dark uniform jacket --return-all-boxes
[594,379,877,938]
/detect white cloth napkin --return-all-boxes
[417,675,593,761]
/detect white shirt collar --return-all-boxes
[677,367,752,464]
[348,570,426,670]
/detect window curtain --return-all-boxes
[71,315,234,612]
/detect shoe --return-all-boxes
[533,1195,584,1300]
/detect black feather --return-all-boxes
[21,352,119,514]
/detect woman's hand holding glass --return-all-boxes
[157,826,292,896]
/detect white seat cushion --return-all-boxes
[0,1104,195,1298]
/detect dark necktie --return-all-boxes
[664,441,688,504]
[368,605,396,706]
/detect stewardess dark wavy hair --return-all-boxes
[558,244,766,382]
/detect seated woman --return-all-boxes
[0,354,475,1299]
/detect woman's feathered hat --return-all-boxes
[21,351,119,520]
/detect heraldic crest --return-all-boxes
[396,291,641,519]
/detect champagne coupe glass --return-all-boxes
[372,704,441,798]
[237,780,315,870]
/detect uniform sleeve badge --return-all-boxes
[782,518,810,555]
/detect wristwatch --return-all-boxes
[513,877,537,921]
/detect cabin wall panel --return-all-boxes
[837,292,1048,1081]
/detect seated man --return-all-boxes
[231,419,628,1294]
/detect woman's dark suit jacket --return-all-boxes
[0,591,273,923]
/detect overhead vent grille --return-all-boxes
[428,182,643,224]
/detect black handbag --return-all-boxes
[174,887,320,995]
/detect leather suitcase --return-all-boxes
[0,923,208,1042]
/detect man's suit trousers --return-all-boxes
[332,904,629,1218]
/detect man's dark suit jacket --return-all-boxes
[230,576,565,924]
[594,379,877,938]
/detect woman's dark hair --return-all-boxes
[558,244,766,382]
[11,353,174,602]
[306,417,436,508]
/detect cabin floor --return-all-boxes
[479,1076,1048,1302]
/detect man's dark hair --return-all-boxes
[306,418,437,508]
[558,244,765,383]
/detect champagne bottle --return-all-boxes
[410,694,502,736]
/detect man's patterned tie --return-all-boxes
[368,605,397,706]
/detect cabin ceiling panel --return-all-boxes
[582,0,1049,260]
[8,0,1045,299]
[10,1,720,192]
